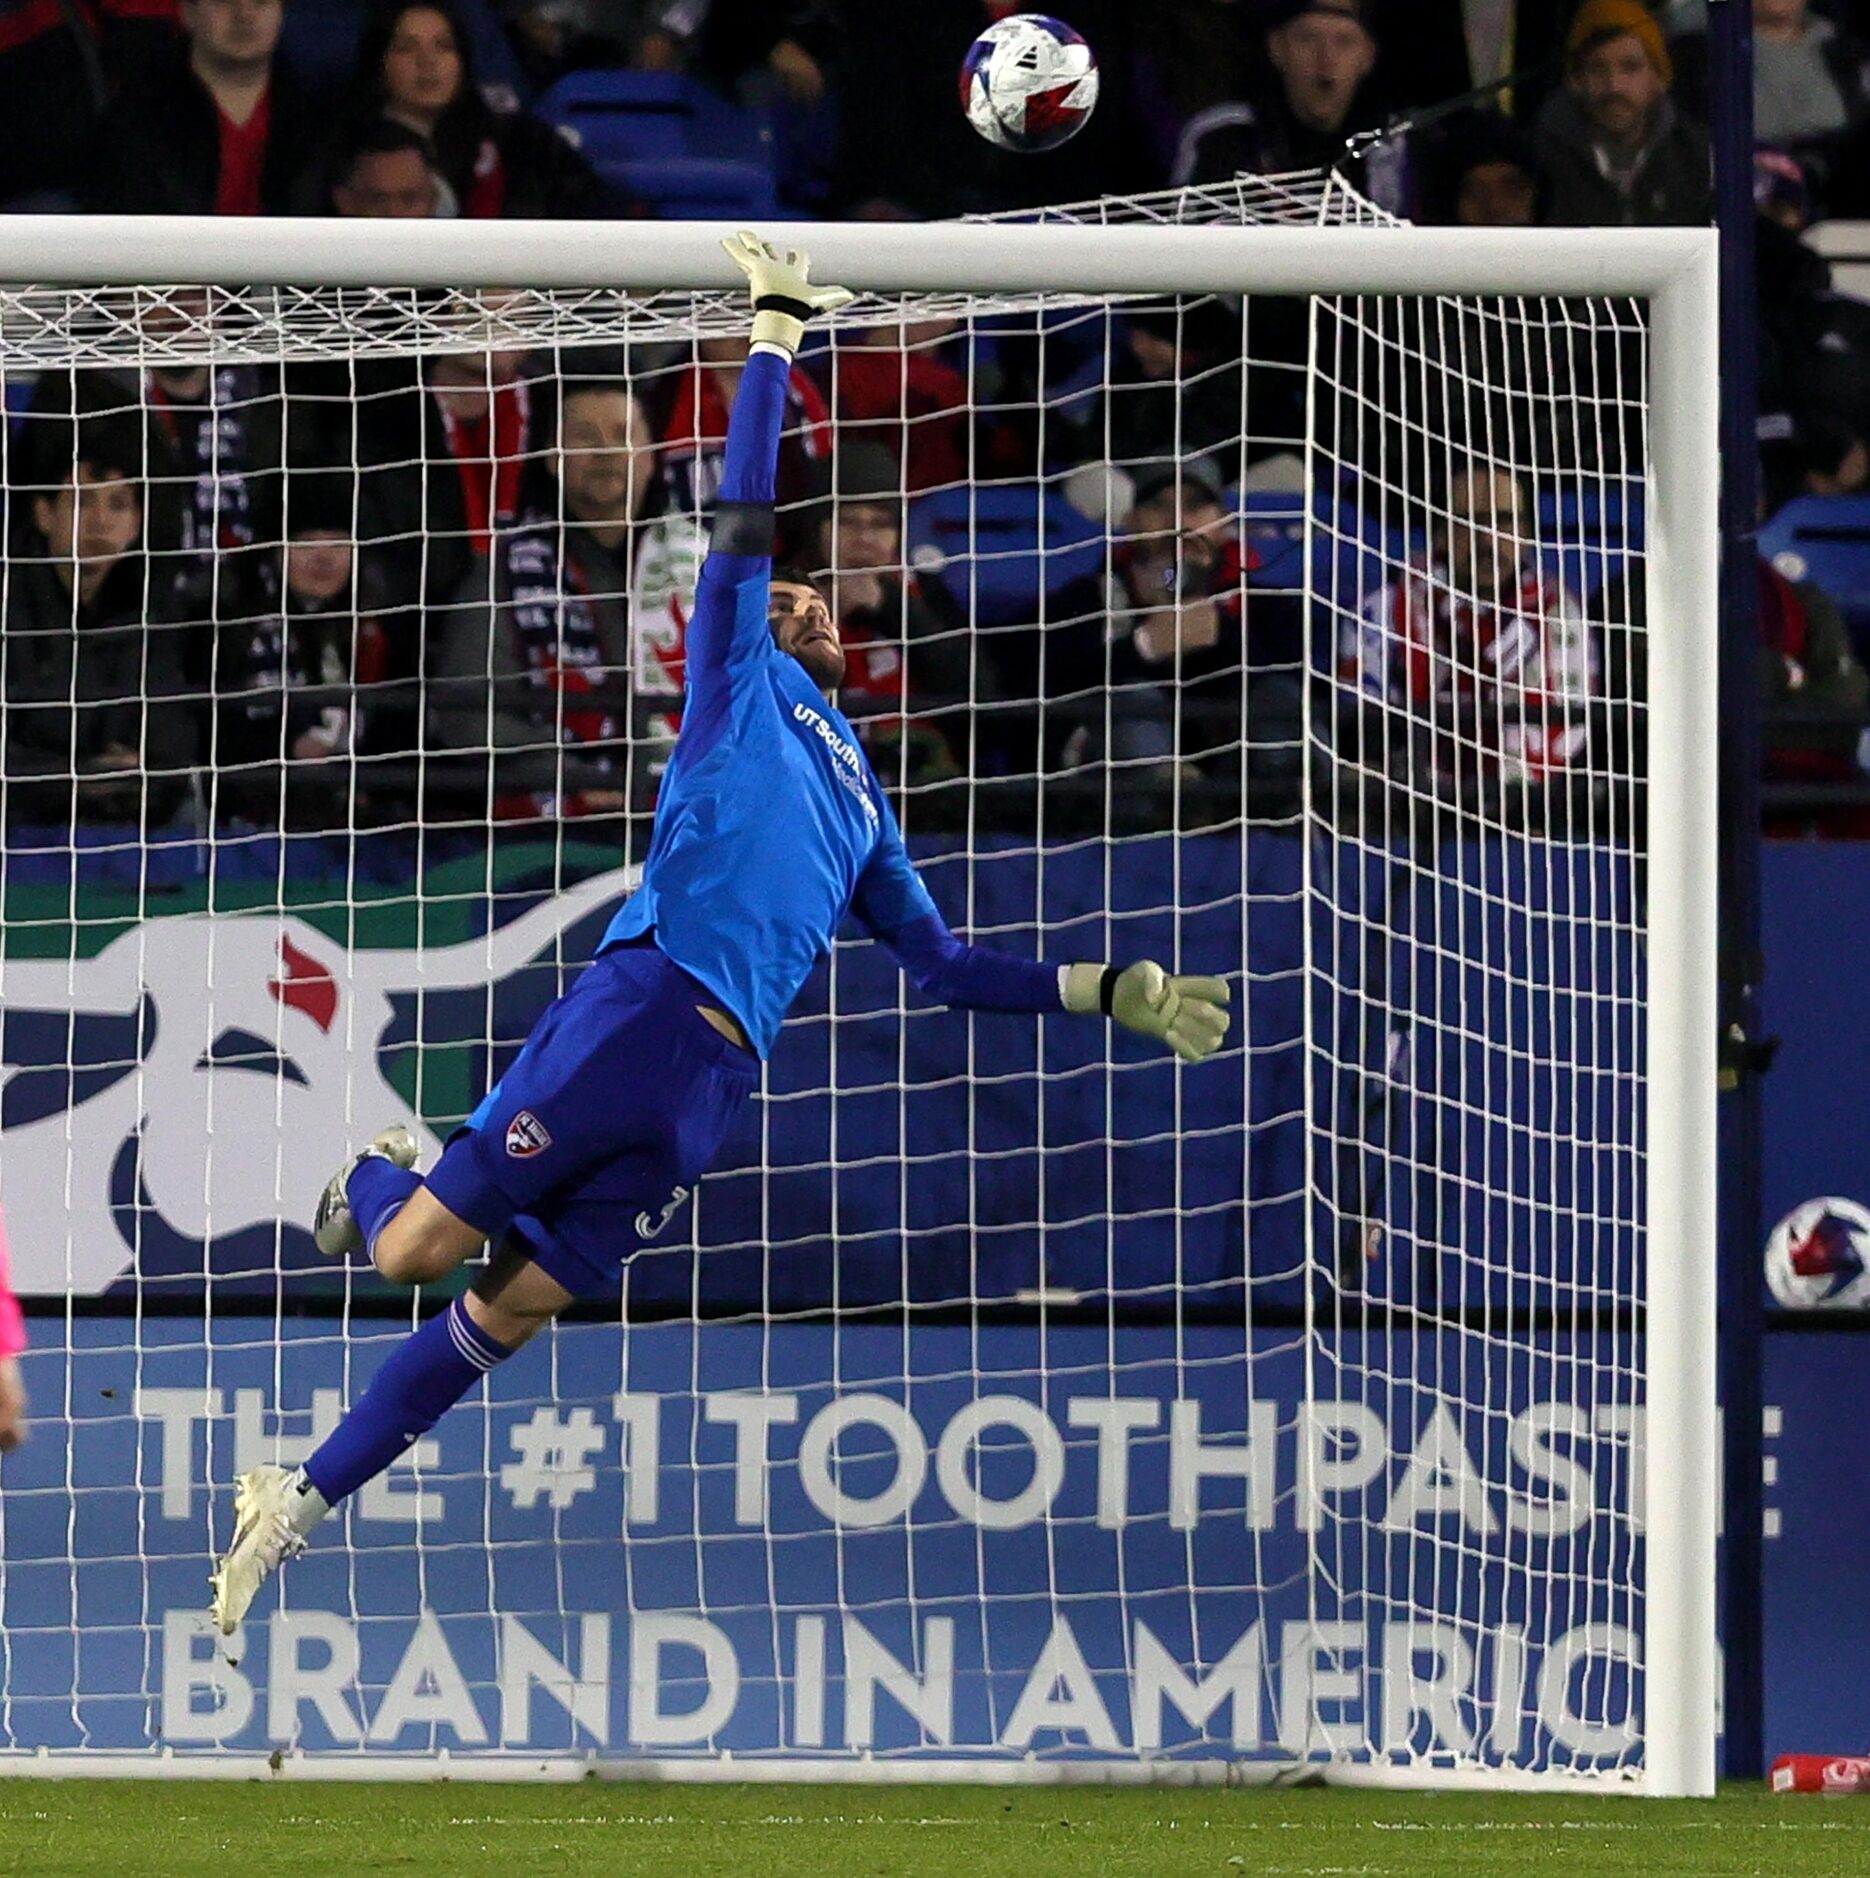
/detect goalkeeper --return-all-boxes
[211,235,1231,1635]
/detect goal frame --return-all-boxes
[0,215,1720,1796]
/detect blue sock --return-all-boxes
[347,1155,422,1256]
[302,1297,512,1506]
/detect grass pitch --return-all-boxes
[1,1779,1862,1877]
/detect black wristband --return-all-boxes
[753,293,815,322]
[710,499,775,555]
[1098,965,1120,1017]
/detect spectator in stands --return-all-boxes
[1759,556,1870,792]
[659,333,833,535]
[213,472,389,826]
[1342,464,1599,801]
[804,442,973,789]
[1536,0,1711,226]
[430,379,658,819]
[0,421,197,825]
[1099,459,1301,786]
[29,312,291,678]
[1099,462,1239,777]
[1672,0,1870,216]
[1756,1,1870,190]
[87,0,323,215]
[345,0,608,217]
[0,0,178,207]
[1170,0,1413,218]
[329,118,445,217]
[1422,111,1548,228]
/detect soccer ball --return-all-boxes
[960,14,1100,154]
[1764,1196,1870,1308]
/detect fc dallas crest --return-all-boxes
[505,1110,552,1159]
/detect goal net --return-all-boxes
[0,186,1717,1788]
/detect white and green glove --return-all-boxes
[721,229,854,356]
[1061,961,1232,1065]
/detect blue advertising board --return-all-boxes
[0,1318,1646,1772]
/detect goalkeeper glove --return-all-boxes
[1062,960,1232,1065]
[721,229,854,357]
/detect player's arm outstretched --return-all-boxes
[684,233,852,693]
[853,813,1231,1065]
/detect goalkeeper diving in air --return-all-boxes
[210,234,1232,1635]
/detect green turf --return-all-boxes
[1,1780,1865,1878]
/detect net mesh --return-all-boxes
[0,177,1658,1779]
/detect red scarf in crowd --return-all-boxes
[435,378,530,554]
[491,522,620,820]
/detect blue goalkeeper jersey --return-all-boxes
[598,347,942,1057]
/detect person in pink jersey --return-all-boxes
[0,1204,28,1450]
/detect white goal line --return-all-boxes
[0,1750,1656,1793]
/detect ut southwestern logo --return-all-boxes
[791,702,879,826]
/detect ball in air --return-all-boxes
[959,14,1100,154]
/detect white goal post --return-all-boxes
[0,210,1718,1793]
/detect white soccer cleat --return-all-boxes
[209,1464,325,1640]
[312,1123,419,1259]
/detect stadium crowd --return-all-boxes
[0,0,1866,844]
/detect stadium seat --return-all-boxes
[1238,487,1414,614]
[590,155,777,220]
[1760,493,1870,644]
[1535,484,1643,599]
[907,483,1106,625]
[534,72,778,219]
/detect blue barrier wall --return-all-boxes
[0,1318,1643,1769]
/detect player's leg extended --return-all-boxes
[211,947,759,1636]
[314,1125,489,1286]
[209,1245,573,1639]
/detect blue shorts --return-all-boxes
[426,941,759,1299]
